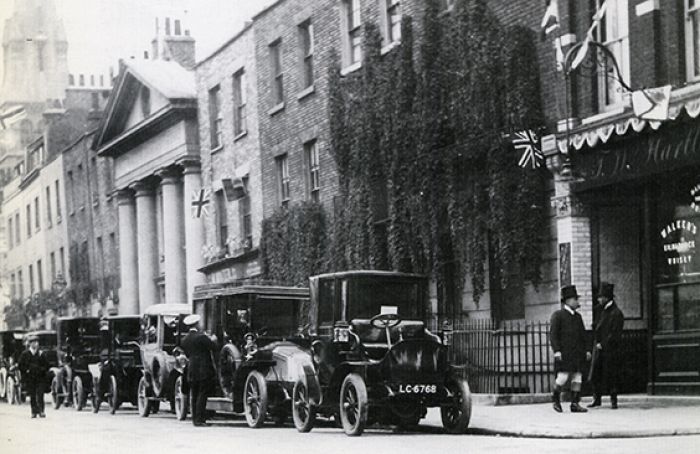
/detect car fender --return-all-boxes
[88,363,101,381]
[302,364,322,406]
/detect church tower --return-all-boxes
[1,0,69,104]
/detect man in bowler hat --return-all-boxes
[550,285,591,413]
[180,314,217,426]
[19,335,49,418]
[588,282,624,409]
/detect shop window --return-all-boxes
[596,0,630,110]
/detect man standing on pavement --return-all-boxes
[588,282,624,409]
[550,285,591,413]
[19,334,49,418]
[180,314,217,426]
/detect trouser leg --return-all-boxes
[196,380,209,423]
[36,386,45,414]
[190,380,201,424]
[29,386,38,415]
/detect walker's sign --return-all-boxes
[660,220,697,266]
[572,121,700,190]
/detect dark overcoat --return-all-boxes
[591,301,624,389]
[550,308,588,373]
[181,330,216,382]
[18,349,49,392]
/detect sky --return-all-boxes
[0,0,276,79]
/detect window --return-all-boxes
[270,41,284,105]
[97,236,104,287]
[37,260,43,291]
[90,74,95,86]
[687,1,700,81]
[14,212,20,245]
[233,69,247,136]
[174,19,182,36]
[34,196,40,231]
[276,154,290,206]
[91,157,99,205]
[299,21,314,89]
[26,204,31,238]
[59,247,65,277]
[216,190,228,251]
[110,233,118,276]
[596,0,629,109]
[7,217,12,249]
[77,164,85,209]
[10,274,15,299]
[55,179,62,219]
[208,85,222,149]
[239,195,252,249]
[50,252,56,279]
[79,74,85,86]
[382,0,402,44]
[67,170,74,213]
[68,74,75,85]
[140,86,151,117]
[46,186,52,226]
[17,270,23,299]
[29,264,34,295]
[306,140,320,202]
[342,0,363,66]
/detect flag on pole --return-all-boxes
[191,188,211,218]
[513,129,544,169]
[571,0,608,70]
[540,0,560,38]
[0,105,27,130]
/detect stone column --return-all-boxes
[132,180,159,313]
[181,158,205,304]
[116,189,139,314]
[158,167,187,305]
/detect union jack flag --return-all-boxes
[513,129,544,169]
[191,189,211,218]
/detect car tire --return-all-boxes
[243,371,268,428]
[73,376,85,411]
[51,376,63,409]
[174,376,189,421]
[137,376,151,417]
[339,373,368,436]
[440,378,472,434]
[292,380,316,433]
[108,375,119,415]
[92,377,101,413]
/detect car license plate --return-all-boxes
[398,384,437,394]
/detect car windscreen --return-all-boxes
[250,299,300,337]
[112,319,140,343]
[346,277,423,321]
[60,320,101,352]
[37,334,57,349]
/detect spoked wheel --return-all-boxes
[174,376,189,421]
[51,376,64,409]
[72,376,85,411]
[339,374,368,436]
[244,371,268,428]
[292,380,316,433]
[92,378,101,413]
[108,375,119,415]
[0,369,7,400]
[441,378,472,434]
[137,377,151,417]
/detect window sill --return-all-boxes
[381,41,400,55]
[340,61,362,76]
[211,144,224,154]
[69,211,75,217]
[234,130,248,142]
[268,102,285,116]
[296,85,315,101]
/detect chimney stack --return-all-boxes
[151,16,196,69]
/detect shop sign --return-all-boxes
[691,183,700,213]
[660,220,697,266]
[573,123,700,190]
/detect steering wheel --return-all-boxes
[370,313,402,330]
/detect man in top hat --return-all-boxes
[180,314,217,426]
[588,282,624,409]
[19,334,49,418]
[550,285,591,413]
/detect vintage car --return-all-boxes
[191,282,312,427]
[90,316,142,414]
[291,271,472,436]
[137,304,191,418]
[0,330,26,404]
[50,317,101,411]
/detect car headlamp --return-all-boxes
[333,326,350,343]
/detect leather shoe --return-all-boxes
[552,401,563,413]
[193,421,210,427]
[39,413,46,418]
[587,398,601,408]
[570,402,588,413]
[31,414,37,418]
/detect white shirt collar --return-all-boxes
[564,305,576,315]
[604,300,614,310]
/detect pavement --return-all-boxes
[424,394,700,439]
